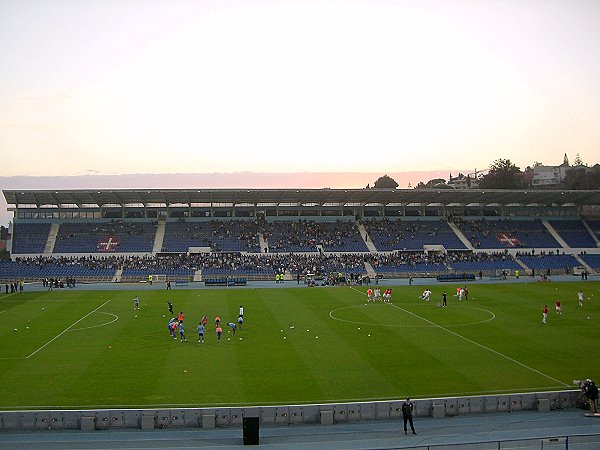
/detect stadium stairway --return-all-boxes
[447,221,474,250]
[573,254,596,275]
[112,268,123,283]
[357,222,377,253]
[513,256,531,272]
[364,261,377,279]
[258,232,269,253]
[582,219,600,247]
[43,223,59,255]
[542,220,570,249]
[152,219,166,253]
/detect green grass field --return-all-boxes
[0,281,598,410]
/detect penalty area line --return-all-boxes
[26,299,111,359]
[386,302,570,388]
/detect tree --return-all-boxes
[573,153,584,166]
[373,174,399,189]
[478,159,523,189]
[416,178,448,189]
[563,164,600,190]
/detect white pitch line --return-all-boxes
[349,286,570,388]
[26,299,111,359]
[389,302,570,388]
[69,312,119,331]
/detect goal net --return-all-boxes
[151,274,167,283]
[495,269,512,277]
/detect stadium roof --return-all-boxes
[3,188,600,208]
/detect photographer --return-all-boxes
[575,379,598,413]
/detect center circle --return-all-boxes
[329,303,495,328]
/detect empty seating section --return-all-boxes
[548,220,597,248]
[456,219,560,249]
[264,220,368,253]
[518,254,580,272]
[161,220,261,253]
[54,221,156,253]
[586,221,600,242]
[363,219,467,252]
[580,254,600,270]
[11,223,51,254]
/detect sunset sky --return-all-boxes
[1,0,599,180]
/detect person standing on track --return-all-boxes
[402,398,417,435]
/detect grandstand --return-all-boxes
[2,188,600,282]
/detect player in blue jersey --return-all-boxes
[197,322,205,343]
[227,322,237,336]
[168,317,176,338]
[179,321,187,342]
[237,315,244,330]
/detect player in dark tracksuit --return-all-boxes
[402,398,416,435]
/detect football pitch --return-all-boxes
[0,281,598,410]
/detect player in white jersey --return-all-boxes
[374,288,381,302]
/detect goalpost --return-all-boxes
[151,274,167,283]
[495,269,512,277]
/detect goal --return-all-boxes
[151,274,167,283]
[495,269,512,277]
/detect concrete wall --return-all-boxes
[0,390,581,431]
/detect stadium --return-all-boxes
[1,187,600,448]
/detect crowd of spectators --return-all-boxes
[365,251,447,268]
[444,251,516,264]
[0,247,591,283]
[14,255,121,270]
[264,220,365,252]
[163,220,261,252]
